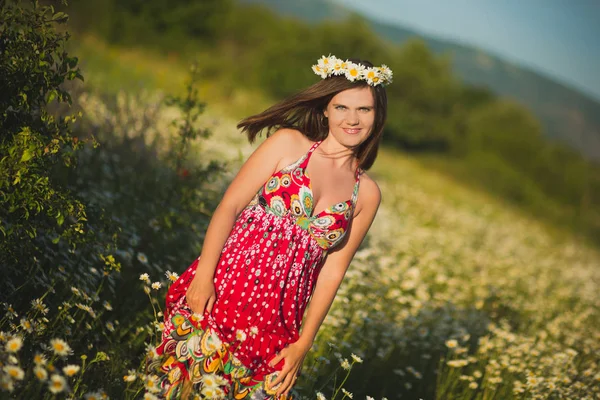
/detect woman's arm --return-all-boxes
[186,128,301,316]
[270,177,382,395]
[194,128,299,276]
[298,177,381,347]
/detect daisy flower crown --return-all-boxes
[311,54,393,87]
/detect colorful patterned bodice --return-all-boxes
[245,140,362,250]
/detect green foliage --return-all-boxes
[66,0,233,50]
[0,1,225,396]
[383,39,462,151]
[0,0,102,300]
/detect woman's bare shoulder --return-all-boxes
[266,128,313,159]
[356,171,382,217]
[268,127,309,147]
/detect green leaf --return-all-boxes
[20,149,34,162]
[46,90,57,103]
[52,12,68,23]
[67,56,78,68]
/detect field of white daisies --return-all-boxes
[2,69,600,400]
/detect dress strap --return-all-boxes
[299,140,323,169]
[351,165,362,206]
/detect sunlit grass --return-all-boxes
[67,33,273,120]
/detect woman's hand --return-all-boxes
[269,338,312,396]
[185,269,216,317]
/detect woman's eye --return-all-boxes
[335,105,346,110]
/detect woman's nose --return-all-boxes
[346,112,359,125]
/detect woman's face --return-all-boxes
[323,86,376,146]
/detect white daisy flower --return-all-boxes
[146,344,159,359]
[34,366,48,381]
[139,273,150,284]
[31,298,49,315]
[3,365,25,380]
[317,54,336,74]
[351,353,363,363]
[103,301,113,311]
[236,329,247,342]
[48,374,67,393]
[33,353,47,365]
[341,388,353,399]
[191,312,205,322]
[165,271,179,282]
[123,370,137,382]
[201,373,219,389]
[344,62,365,82]
[143,393,159,400]
[75,303,97,318]
[5,336,23,353]
[0,376,14,392]
[144,374,160,393]
[50,338,72,356]
[151,282,162,290]
[84,392,103,400]
[201,386,217,398]
[332,59,348,76]
[316,392,327,400]
[137,252,149,264]
[379,64,393,82]
[340,358,351,370]
[63,364,80,377]
[312,64,328,79]
[446,359,469,368]
[364,67,383,86]
[20,318,34,333]
[249,326,259,337]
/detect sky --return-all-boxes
[333,0,600,101]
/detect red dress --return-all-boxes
[150,140,362,399]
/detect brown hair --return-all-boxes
[236,59,387,170]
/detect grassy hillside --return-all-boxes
[190,82,600,399]
[2,5,598,395]
[64,23,600,248]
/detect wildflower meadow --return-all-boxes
[1,1,599,399]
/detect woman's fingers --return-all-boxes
[185,293,207,316]
[206,295,216,314]
[276,370,296,396]
[271,365,288,386]
[269,348,286,369]
[284,372,298,395]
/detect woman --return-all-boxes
[149,55,391,399]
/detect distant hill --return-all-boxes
[241,0,600,162]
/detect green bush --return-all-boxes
[0,0,104,303]
[0,1,226,396]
